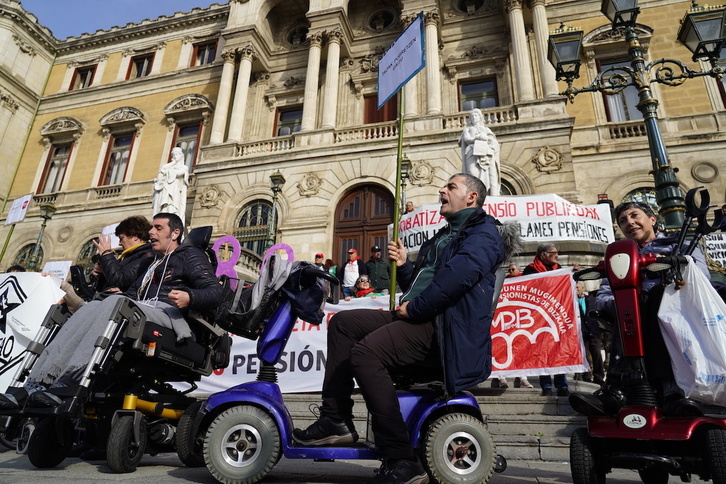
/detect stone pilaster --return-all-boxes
[321,31,342,129]
[506,0,535,101]
[530,0,559,97]
[209,49,237,144]
[424,10,442,115]
[301,32,323,131]
[227,45,256,142]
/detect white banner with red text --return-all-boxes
[197,270,586,393]
[393,194,614,254]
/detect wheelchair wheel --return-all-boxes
[204,405,280,484]
[107,415,147,473]
[423,412,496,484]
[706,428,726,484]
[570,427,606,484]
[27,417,74,469]
[176,399,205,467]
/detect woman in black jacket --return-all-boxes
[93,216,154,292]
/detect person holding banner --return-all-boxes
[570,201,711,417]
[459,108,500,197]
[523,244,570,397]
[293,174,505,484]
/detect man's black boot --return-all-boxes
[368,457,429,484]
[292,416,358,445]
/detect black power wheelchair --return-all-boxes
[0,226,232,473]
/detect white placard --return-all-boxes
[102,223,120,249]
[41,260,73,282]
[377,13,425,108]
[5,194,33,225]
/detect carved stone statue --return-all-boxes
[152,147,189,220]
[459,108,501,196]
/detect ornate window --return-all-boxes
[599,58,643,122]
[13,244,42,270]
[164,94,213,172]
[460,78,498,111]
[234,200,275,256]
[364,94,397,124]
[98,107,144,186]
[39,144,71,194]
[76,239,98,276]
[37,117,83,194]
[70,65,96,90]
[274,107,302,136]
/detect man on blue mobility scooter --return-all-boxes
[294,173,506,484]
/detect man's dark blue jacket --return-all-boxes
[397,208,504,395]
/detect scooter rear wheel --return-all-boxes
[706,428,726,484]
[423,412,496,484]
[570,427,606,484]
[204,405,280,484]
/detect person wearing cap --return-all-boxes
[313,253,326,270]
[366,245,391,294]
[338,248,367,298]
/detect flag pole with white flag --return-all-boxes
[377,13,425,309]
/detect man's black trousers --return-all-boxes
[320,308,437,459]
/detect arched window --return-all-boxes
[13,244,43,270]
[234,200,275,256]
[76,239,98,276]
[500,179,516,196]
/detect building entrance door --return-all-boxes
[333,184,393,270]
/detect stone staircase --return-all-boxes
[282,380,598,462]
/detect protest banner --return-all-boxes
[706,232,726,269]
[393,194,614,254]
[196,270,585,393]
[490,268,586,378]
[5,194,33,225]
[0,273,65,392]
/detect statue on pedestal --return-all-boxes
[152,147,189,220]
[459,108,501,196]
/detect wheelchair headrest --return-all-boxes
[183,226,213,250]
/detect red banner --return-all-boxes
[491,268,587,377]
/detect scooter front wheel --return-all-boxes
[204,405,280,484]
[423,412,496,484]
[570,427,606,484]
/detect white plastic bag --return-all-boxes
[657,256,726,406]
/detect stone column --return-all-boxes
[227,45,255,142]
[530,0,559,98]
[301,32,323,131]
[424,11,442,115]
[506,0,535,101]
[209,49,237,144]
[321,31,342,130]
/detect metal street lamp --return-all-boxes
[400,156,411,214]
[266,171,286,249]
[548,0,726,231]
[27,202,57,272]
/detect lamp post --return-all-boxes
[548,0,726,230]
[27,202,57,272]
[400,156,411,214]
[266,170,286,249]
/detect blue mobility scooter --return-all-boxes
[188,255,507,484]
[569,188,726,484]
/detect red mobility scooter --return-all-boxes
[569,190,726,484]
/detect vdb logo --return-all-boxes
[623,413,647,429]
[491,300,560,368]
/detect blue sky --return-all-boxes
[21,1,224,40]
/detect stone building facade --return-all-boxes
[0,0,724,281]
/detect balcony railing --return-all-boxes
[608,121,647,139]
[334,121,398,143]
[443,106,518,129]
[236,136,295,157]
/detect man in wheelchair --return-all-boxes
[0,212,222,410]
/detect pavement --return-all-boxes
[0,445,649,483]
